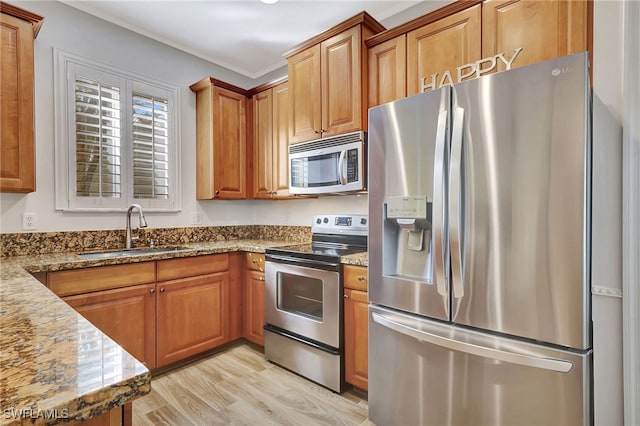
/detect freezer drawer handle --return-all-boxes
[372,312,573,373]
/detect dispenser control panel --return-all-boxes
[386,196,428,219]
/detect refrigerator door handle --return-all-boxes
[371,311,574,373]
[433,110,449,297]
[450,106,465,299]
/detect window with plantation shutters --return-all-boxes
[74,77,122,198]
[55,50,180,212]
[132,93,169,200]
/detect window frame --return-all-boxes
[54,49,181,212]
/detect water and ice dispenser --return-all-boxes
[383,195,433,283]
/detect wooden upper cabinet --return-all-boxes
[272,82,290,197]
[253,89,273,199]
[191,78,247,200]
[252,81,290,199]
[286,12,385,144]
[321,26,361,138]
[0,4,43,193]
[288,45,321,144]
[482,0,589,72]
[368,35,407,108]
[407,5,482,95]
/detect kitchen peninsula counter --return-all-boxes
[0,238,366,424]
[0,239,290,425]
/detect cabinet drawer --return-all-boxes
[157,254,229,281]
[344,265,368,291]
[48,262,156,297]
[246,253,265,272]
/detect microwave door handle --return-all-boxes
[338,150,347,185]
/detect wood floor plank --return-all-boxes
[132,343,370,426]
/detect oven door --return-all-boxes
[265,256,340,348]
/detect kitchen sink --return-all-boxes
[78,246,191,259]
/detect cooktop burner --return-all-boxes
[266,214,368,263]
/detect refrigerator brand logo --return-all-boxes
[420,48,524,92]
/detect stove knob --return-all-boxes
[316,218,322,224]
[360,218,367,225]
[323,217,329,224]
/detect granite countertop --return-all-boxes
[0,239,367,425]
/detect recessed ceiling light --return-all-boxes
[260,0,279,4]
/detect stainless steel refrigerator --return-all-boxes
[368,52,592,426]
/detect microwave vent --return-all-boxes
[289,131,365,154]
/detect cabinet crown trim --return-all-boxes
[189,77,249,96]
[365,0,482,48]
[283,11,385,58]
[0,2,44,38]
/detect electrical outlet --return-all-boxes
[22,213,38,230]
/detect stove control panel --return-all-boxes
[312,214,368,236]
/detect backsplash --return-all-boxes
[0,225,311,258]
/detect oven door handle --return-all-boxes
[265,254,341,271]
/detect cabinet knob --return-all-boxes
[314,129,320,134]
[160,288,165,293]
[344,294,349,299]
[357,276,365,281]
[320,129,326,133]
[149,288,155,294]
[252,259,258,264]
[259,277,265,281]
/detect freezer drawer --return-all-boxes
[369,305,592,426]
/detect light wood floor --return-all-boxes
[132,343,372,425]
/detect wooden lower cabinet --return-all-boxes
[63,284,156,369]
[156,271,229,368]
[243,253,265,346]
[343,265,369,391]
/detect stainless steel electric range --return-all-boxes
[264,214,368,393]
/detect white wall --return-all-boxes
[0,1,367,233]
[591,1,626,424]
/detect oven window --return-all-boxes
[276,272,323,321]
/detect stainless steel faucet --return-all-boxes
[125,204,148,249]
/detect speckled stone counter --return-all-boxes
[0,262,150,425]
[0,236,364,425]
[0,239,297,425]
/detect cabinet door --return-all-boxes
[1,12,35,192]
[368,34,407,108]
[344,288,369,391]
[252,89,273,199]
[244,269,265,346]
[482,0,588,72]
[213,87,246,199]
[321,26,362,137]
[156,272,229,367]
[288,44,321,144]
[407,5,482,95]
[272,82,291,198]
[64,284,157,369]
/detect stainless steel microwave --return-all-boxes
[289,131,366,195]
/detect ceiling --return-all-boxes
[60,0,427,80]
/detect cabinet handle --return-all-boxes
[149,288,155,294]
[160,288,165,293]
[357,276,365,281]
[344,294,349,299]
